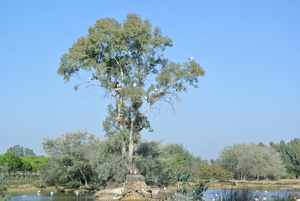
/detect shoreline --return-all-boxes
[6,179,300,193]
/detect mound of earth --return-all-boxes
[95,174,174,200]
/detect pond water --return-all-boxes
[8,190,96,201]
[203,186,300,200]
[8,187,300,201]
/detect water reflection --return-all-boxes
[9,189,96,201]
[9,187,300,201]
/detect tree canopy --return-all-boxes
[6,145,36,157]
[41,131,103,186]
[57,14,205,166]
[217,143,286,180]
[270,138,300,178]
[0,152,23,176]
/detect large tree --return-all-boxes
[57,14,205,167]
[217,143,286,180]
[161,143,195,184]
[42,131,103,186]
[0,152,23,177]
[6,145,36,157]
[270,138,300,177]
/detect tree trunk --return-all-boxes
[128,115,136,165]
[80,169,88,186]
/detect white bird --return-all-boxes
[188,56,193,60]
[37,190,41,194]
[133,83,137,87]
[75,191,79,196]
[134,170,137,174]
[214,194,219,201]
[154,88,158,92]
[22,195,27,197]
[88,77,93,80]
[144,96,148,100]
[50,192,54,195]
[163,186,166,191]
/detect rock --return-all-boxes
[157,190,174,200]
[95,175,174,200]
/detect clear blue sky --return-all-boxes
[0,0,299,161]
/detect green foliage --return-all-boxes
[171,180,208,201]
[195,161,231,180]
[57,13,205,166]
[64,180,81,189]
[21,158,32,172]
[161,143,195,184]
[0,164,10,200]
[218,143,286,180]
[135,140,166,185]
[41,131,103,186]
[0,152,22,175]
[191,182,208,201]
[270,138,300,177]
[94,154,128,188]
[6,145,35,157]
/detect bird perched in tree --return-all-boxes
[115,81,120,88]
[188,56,193,60]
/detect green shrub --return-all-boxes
[64,180,81,189]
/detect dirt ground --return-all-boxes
[207,179,300,189]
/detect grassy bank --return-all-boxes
[5,178,55,192]
[5,178,300,192]
[207,179,300,189]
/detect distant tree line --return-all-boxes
[0,145,50,178]
[270,138,300,179]
[1,136,300,189]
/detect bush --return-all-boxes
[286,173,296,179]
[64,180,81,189]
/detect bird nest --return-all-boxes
[138,115,145,121]
[114,88,122,94]
[151,92,163,99]
[132,98,143,109]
